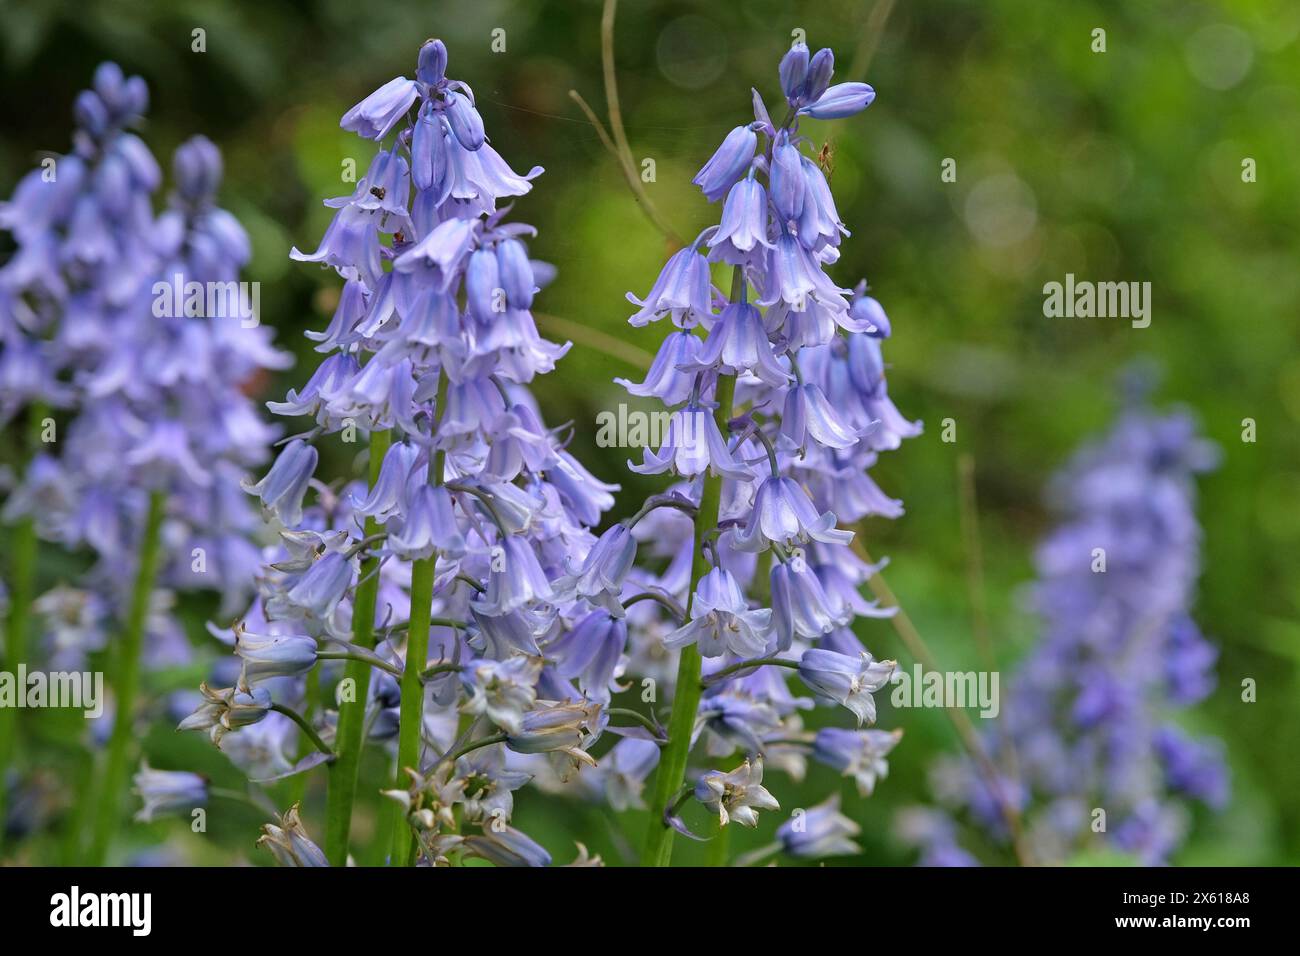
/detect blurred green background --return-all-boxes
[1,0,1297,865]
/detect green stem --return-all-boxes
[642,372,735,866]
[705,817,731,867]
[622,590,686,623]
[269,702,334,758]
[701,656,800,687]
[388,553,434,866]
[606,707,666,741]
[418,661,462,680]
[287,664,322,807]
[386,369,447,866]
[323,428,390,865]
[449,732,507,763]
[87,488,166,865]
[0,403,46,856]
[316,650,403,678]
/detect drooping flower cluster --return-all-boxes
[602,40,917,861]
[195,40,619,865]
[0,64,286,668]
[903,397,1227,866]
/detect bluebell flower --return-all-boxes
[694,757,779,827]
[686,300,792,387]
[813,726,902,796]
[564,523,637,612]
[234,628,318,688]
[389,484,464,560]
[417,38,449,86]
[630,403,753,481]
[697,688,783,755]
[780,382,860,451]
[504,700,601,777]
[848,281,891,337]
[340,76,421,141]
[626,245,713,327]
[593,738,661,811]
[692,124,758,202]
[614,329,703,405]
[769,130,807,225]
[797,156,847,250]
[280,551,354,628]
[708,174,773,266]
[545,610,626,703]
[1155,725,1229,808]
[778,794,862,857]
[473,536,554,616]
[496,237,536,309]
[452,744,532,824]
[2,68,289,844]
[779,42,811,102]
[459,656,543,735]
[770,558,848,649]
[798,648,895,725]
[258,803,330,866]
[410,103,447,193]
[177,681,272,744]
[802,48,835,105]
[291,204,383,286]
[444,90,486,150]
[733,476,854,552]
[666,567,773,658]
[799,82,876,119]
[132,763,207,822]
[463,825,551,867]
[908,398,1227,865]
[350,440,421,522]
[607,39,912,862]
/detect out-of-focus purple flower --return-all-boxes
[463,825,551,867]
[133,763,207,822]
[813,726,902,796]
[907,398,1226,865]
[777,793,862,857]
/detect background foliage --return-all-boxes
[1,0,1296,865]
